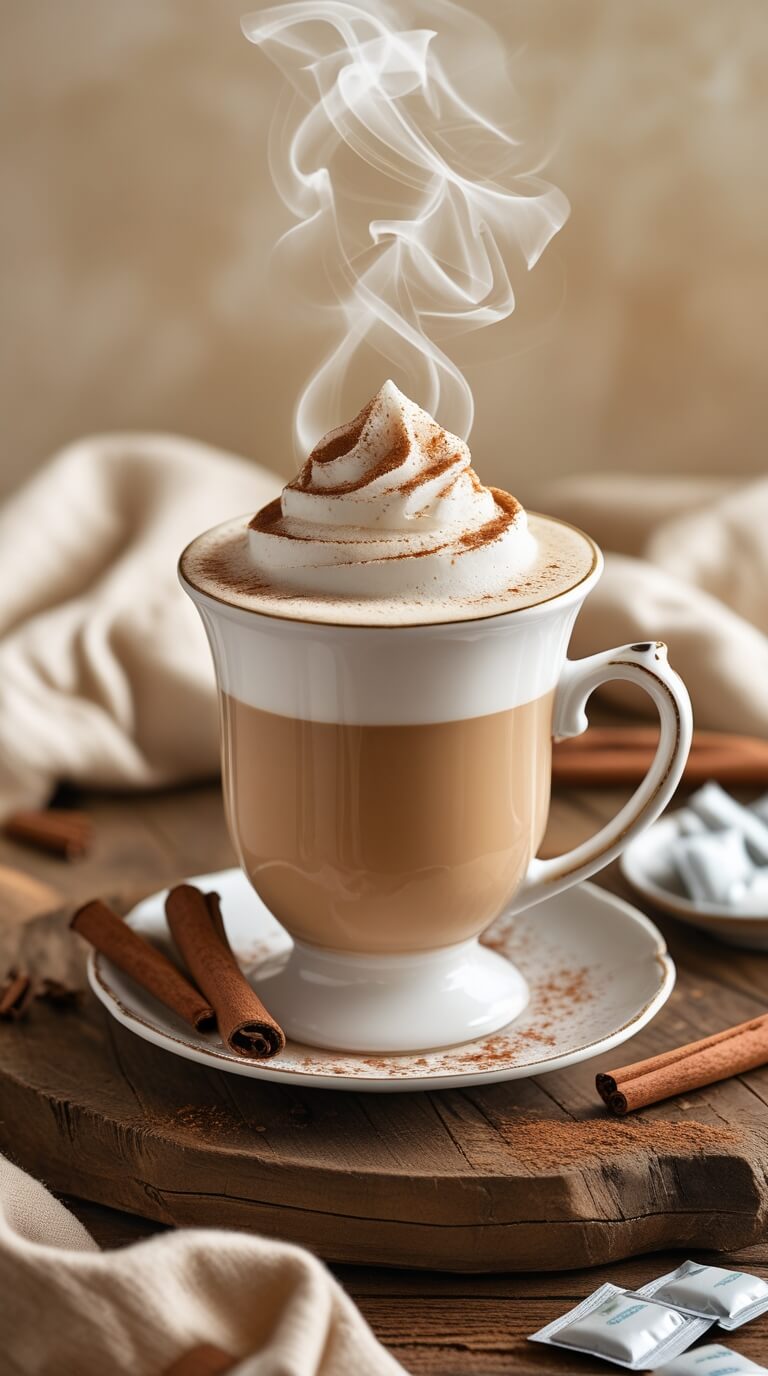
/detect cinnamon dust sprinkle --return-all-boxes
[399,450,462,495]
[172,1105,240,1135]
[266,418,463,505]
[182,512,595,624]
[305,397,375,466]
[248,498,283,534]
[310,426,411,495]
[483,1116,739,1171]
[250,484,520,557]
[165,1104,271,1140]
[122,1103,740,1176]
[300,956,597,1078]
[419,965,593,1071]
[457,487,520,552]
[195,534,284,598]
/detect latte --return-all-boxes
[178,385,691,1054]
[180,382,597,960]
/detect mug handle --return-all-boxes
[506,641,693,915]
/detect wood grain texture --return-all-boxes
[2,784,768,1370]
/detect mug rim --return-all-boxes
[179,510,602,632]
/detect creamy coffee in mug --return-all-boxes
[221,689,554,952]
[180,381,691,1051]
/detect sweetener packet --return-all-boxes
[673,829,755,905]
[688,783,768,865]
[528,1282,712,1368]
[638,1261,768,1331]
[655,1342,768,1375]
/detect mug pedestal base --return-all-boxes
[256,937,529,1054]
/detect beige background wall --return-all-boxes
[3,1,766,501]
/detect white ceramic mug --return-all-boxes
[180,518,692,1053]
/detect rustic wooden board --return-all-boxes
[3,785,768,1277]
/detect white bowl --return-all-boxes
[622,814,768,949]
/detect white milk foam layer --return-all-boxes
[182,511,596,630]
[247,381,539,603]
[194,594,583,724]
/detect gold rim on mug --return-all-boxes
[178,510,601,630]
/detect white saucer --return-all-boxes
[622,815,768,950]
[88,869,675,1093]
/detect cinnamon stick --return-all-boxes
[4,809,92,859]
[553,728,768,788]
[165,884,286,1058]
[71,899,215,1032]
[597,1012,768,1115]
[0,970,34,1021]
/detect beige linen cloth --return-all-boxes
[1,438,767,823]
[0,1152,404,1376]
[0,435,278,818]
[536,471,768,734]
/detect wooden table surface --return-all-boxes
[3,778,768,1374]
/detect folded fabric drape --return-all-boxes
[0,435,279,818]
[536,472,768,734]
[1,438,766,819]
[0,1152,405,1375]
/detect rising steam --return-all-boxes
[241,0,569,452]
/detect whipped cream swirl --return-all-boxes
[249,381,537,601]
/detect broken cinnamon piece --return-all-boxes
[36,977,83,1010]
[161,1344,236,1376]
[71,899,215,1032]
[166,884,286,1058]
[597,1012,768,1114]
[0,970,34,1021]
[3,809,92,859]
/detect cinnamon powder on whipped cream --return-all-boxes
[457,488,521,552]
[180,381,597,626]
[288,408,411,497]
[297,395,375,469]
[398,450,462,497]
[244,380,541,603]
